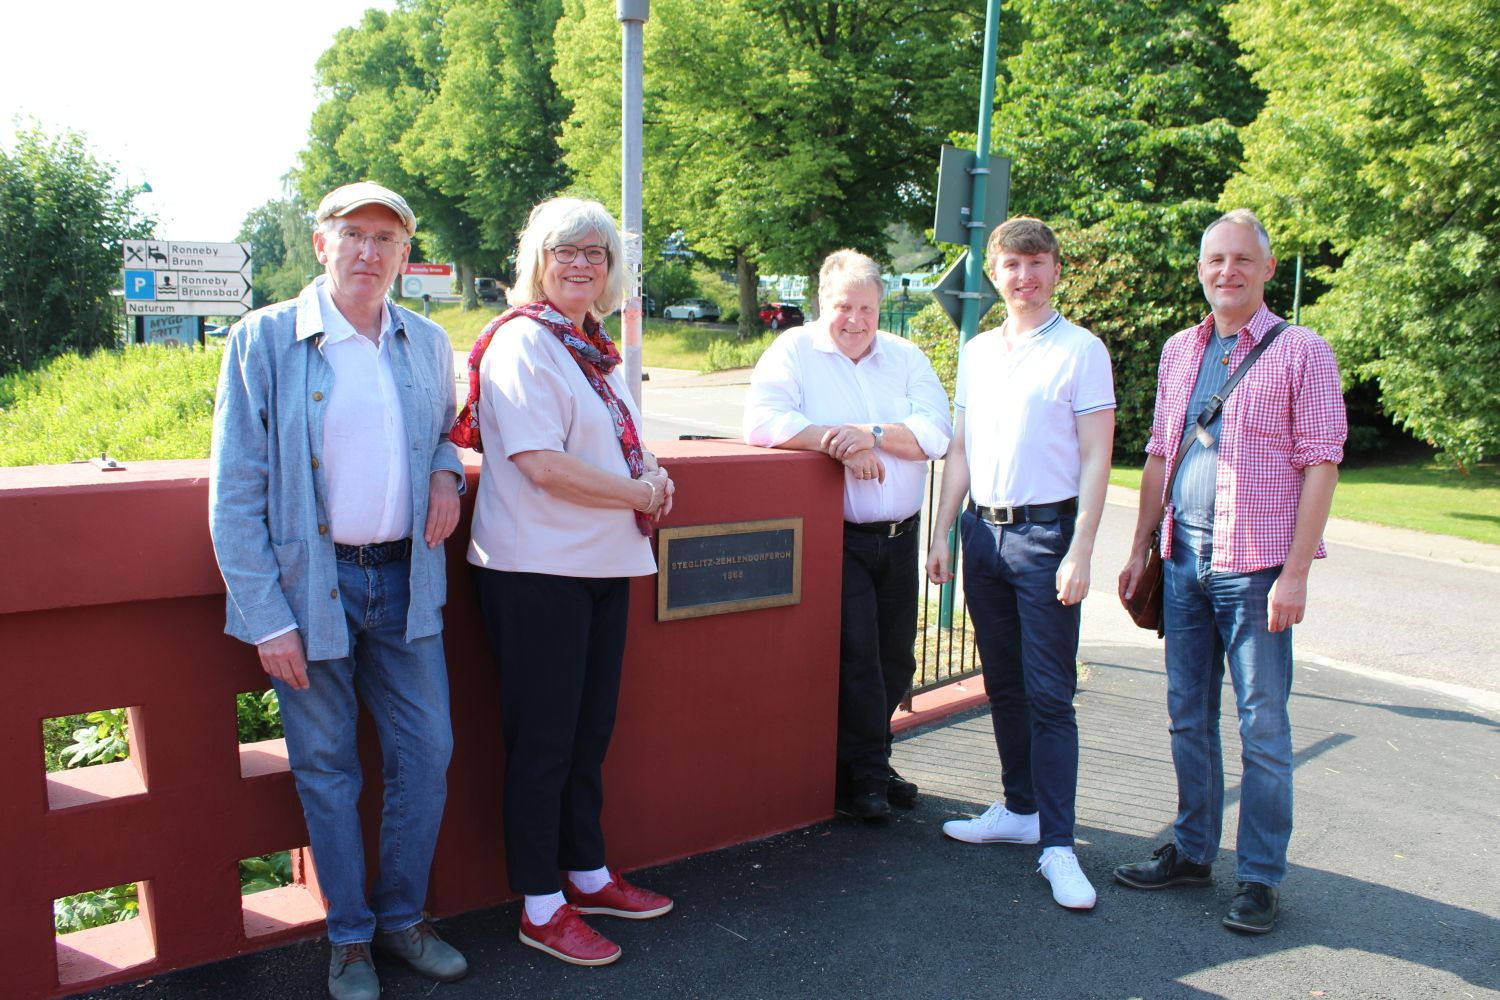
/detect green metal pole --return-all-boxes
[1293,253,1304,326]
[940,0,1003,629]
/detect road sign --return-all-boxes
[124,270,156,300]
[126,300,241,317]
[121,239,252,316]
[930,250,998,333]
[933,146,1011,246]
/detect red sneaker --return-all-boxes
[518,904,621,966]
[564,869,674,920]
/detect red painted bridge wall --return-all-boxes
[0,443,843,999]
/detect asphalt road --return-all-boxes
[639,365,1500,704]
[81,640,1500,1000]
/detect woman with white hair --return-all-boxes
[454,197,675,966]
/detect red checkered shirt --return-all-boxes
[1146,304,1346,573]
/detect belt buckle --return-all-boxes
[991,506,1014,526]
[886,520,900,538]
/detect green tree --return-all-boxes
[300,0,569,309]
[556,0,982,336]
[410,0,570,281]
[0,124,154,376]
[236,190,321,307]
[941,0,1261,457]
[1223,0,1500,466]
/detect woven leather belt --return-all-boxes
[334,538,413,566]
[969,498,1077,526]
[845,513,920,538]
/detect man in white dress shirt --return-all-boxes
[209,182,468,999]
[744,249,952,821]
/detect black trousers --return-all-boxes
[838,523,921,786]
[474,568,629,895]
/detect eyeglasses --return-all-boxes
[549,243,609,265]
[330,228,409,250]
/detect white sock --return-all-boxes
[524,892,565,925]
[568,866,612,894]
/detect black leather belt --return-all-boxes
[334,538,412,565]
[845,513,920,538]
[969,498,1077,526]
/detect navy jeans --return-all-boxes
[960,509,1081,848]
[838,524,921,785]
[273,556,454,945]
[1164,529,1294,887]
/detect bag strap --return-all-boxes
[1162,319,1290,503]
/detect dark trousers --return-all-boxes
[474,568,629,895]
[960,510,1081,848]
[838,523,921,786]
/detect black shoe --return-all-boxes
[887,767,918,809]
[836,781,890,823]
[1223,882,1278,934]
[1114,843,1213,890]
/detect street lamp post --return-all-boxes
[618,0,649,408]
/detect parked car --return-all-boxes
[475,277,503,302]
[662,298,721,321]
[758,302,805,330]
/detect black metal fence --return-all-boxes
[908,462,981,700]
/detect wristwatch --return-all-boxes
[871,424,884,450]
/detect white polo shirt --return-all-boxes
[467,316,657,579]
[956,312,1115,507]
[743,325,952,523]
[317,280,413,545]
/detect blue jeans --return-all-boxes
[960,510,1081,848]
[272,556,454,945]
[1164,529,1293,887]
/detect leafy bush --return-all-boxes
[237,690,284,744]
[59,709,131,768]
[0,345,220,467]
[239,851,294,895]
[54,883,138,934]
[704,332,776,372]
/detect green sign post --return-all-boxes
[933,0,1006,628]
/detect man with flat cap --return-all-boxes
[210,181,468,999]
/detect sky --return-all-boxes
[2,0,396,242]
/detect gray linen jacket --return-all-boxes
[208,277,465,660]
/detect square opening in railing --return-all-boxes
[44,707,134,773]
[240,847,325,939]
[54,879,156,986]
[236,688,289,779]
[44,706,148,810]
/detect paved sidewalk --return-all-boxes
[81,641,1499,1000]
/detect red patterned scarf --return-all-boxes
[451,300,650,535]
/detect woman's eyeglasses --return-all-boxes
[549,244,609,265]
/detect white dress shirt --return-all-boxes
[317,280,413,546]
[743,324,952,522]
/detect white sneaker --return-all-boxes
[1038,847,1097,910]
[942,801,1041,844]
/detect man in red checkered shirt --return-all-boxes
[1113,209,1346,935]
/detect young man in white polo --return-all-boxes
[926,216,1115,909]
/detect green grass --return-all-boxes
[1109,459,1500,546]
[0,346,220,466]
[428,302,749,371]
